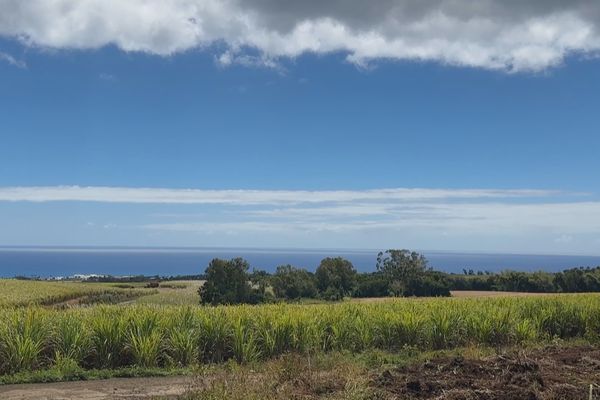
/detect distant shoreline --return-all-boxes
[1,245,599,258]
[2,247,600,278]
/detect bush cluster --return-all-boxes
[448,267,600,293]
[199,250,452,304]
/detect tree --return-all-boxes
[271,265,317,300]
[554,267,600,293]
[493,270,554,292]
[315,257,357,300]
[377,250,428,280]
[248,268,274,303]
[376,249,448,296]
[199,258,253,305]
[249,268,270,293]
[409,271,451,297]
[355,272,389,298]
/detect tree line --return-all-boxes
[198,249,452,305]
[198,249,600,305]
[447,267,600,293]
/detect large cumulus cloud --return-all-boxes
[1,0,600,71]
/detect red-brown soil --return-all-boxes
[374,345,600,399]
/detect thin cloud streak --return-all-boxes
[0,51,26,68]
[1,186,598,253]
[143,201,600,236]
[0,186,558,205]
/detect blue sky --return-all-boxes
[1,1,600,254]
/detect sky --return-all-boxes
[1,0,600,255]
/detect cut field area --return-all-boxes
[138,285,561,307]
[450,290,555,298]
[135,280,203,305]
[0,279,154,307]
[348,291,554,304]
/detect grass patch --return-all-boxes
[0,364,193,385]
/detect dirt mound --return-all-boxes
[373,346,600,400]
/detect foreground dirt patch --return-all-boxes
[0,376,191,400]
[374,345,600,400]
[3,346,600,400]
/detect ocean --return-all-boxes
[1,247,600,278]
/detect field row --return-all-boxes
[0,279,159,307]
[1,295,600,376]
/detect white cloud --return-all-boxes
[142,201,600,237]
[1,185,599,253]
[247,204,396,218]
[555,234,574,244]
[1,1,600,71]
[0,51,26,68]
[0,186,557,205]
[99,73,116,81]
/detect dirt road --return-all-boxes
[0,376,191,400]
